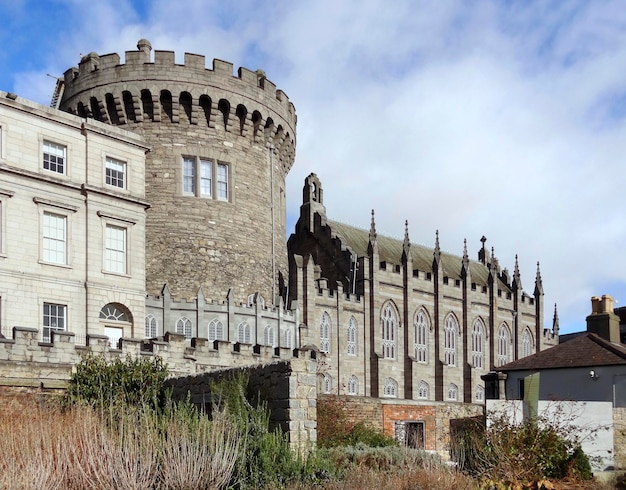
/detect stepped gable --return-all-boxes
[326,219,503,289]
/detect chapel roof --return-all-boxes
[327,219,500,289]
[495,332,626,371]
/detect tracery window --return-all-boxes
[282,328,293,349]
[322,374,332,394]
[414,308,429,363]
[145,314,157,338]
[521,328,534,358]
[320,312,331,353]
[237,321,251,344]
[472,318,485,368]
[447,383,458,401]
[208,319,224,342]
[99,304,129,322]
[176,317,192,340]
[497,324,511,366]
[417,380,429,399]
[475,385,485,402]
[383,377,398,397]
[347,316,357,356]
[381,303,397,359]
[263,325,275,347]
[347,375,358,395]
[444,315,458,366]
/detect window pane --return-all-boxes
[43,141,66,174]
[183,157,195,194]
[200,159,212,196]
[217,163,228,200]
[106,157,126,188]
[43,212,66,264]
[105,224,126,273]
[43,302,66,342]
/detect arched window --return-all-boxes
[347,316,357,356]
[208,319,224,342]
[141,89,153,120]
[447,383,458,401]
[381,303,397,359]
[218,99,230,130]
[236,104,247,135]
[417,380,429,400]
[160,90,173,122]
[497,324,511,366]
[472,318,485,369]
[251,110,262,139]
[100,303,130,322]
[122,90,135,122]
[475,385,485,403]
[444,315,458,366]
[199,94,212,126]
[282,328,293,349]
[383,377,398,397]
[263,325,275,347]
[180,91,193,123]
[322,374,332,394]
[521,328,534,358]
[320,312,331,353]
[414,308,429,363]
[237,321,251,344]
[176,317,192,340]
[145,314,157,338]
[347,375,358,395]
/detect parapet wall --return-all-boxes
[0,326,314,386]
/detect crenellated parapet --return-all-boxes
[60,39,296,171]
[0,324,315,387]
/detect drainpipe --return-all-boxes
[81,121,89,345]
[270,144,276,303]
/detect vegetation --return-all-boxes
[2,355,613,489]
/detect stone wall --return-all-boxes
[166,351,318,453]
[614,407,626,470]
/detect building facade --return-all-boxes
[288,173,558,405]
[59,40,296,305]
[0,91,149,345]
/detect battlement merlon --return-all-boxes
[61,39,296,129]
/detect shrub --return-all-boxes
[64,353,168,409]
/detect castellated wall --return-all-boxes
[59,40,297,305]
[0,326,318,450]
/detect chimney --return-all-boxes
[586,295,620,343]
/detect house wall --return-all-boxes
[0,92,149,344]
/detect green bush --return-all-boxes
[64,353,168,409]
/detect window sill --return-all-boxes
[102,270,132,278]
[39,260,72,269]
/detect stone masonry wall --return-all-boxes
[164,352,318,454]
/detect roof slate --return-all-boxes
[497,332,626,371]
[327,220,501,289]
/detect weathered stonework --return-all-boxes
[59,40,296,304]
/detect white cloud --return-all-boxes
[3,0,626,332]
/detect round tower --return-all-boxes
[59,39,296,304]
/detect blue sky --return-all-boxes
[1,0,626,334]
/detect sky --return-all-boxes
[1,0,625,334]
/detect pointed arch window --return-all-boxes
[497,324,511,366]
[414,308,429,363]
[282,328,293,349]
[176,317,192,340]
[447,383,458,401]
[347,375,358,395]
[444,315,458,366]
[208,319,224,342]
[381,303,397,359]
[263,325,275,347]
[320,312,331,353]
[472,318,485,369]
[237,321,251,344]
[322,374,332,394]
[521,328,534,358]
[383,377,398,397]
[475,385,485,403]
[417,380,429,400]
[347,316,357,356]
[145,314,157,338]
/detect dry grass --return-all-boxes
[0,402,239,490]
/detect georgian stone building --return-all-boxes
[0,90,149,346]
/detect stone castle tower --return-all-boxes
[59,39,296,304]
